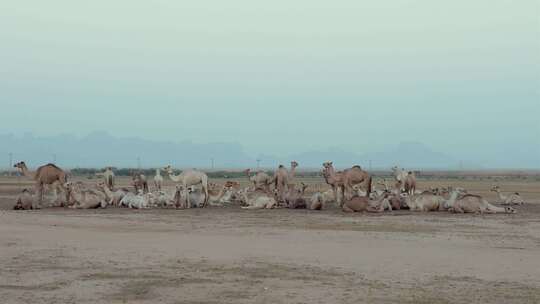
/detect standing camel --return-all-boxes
[154,168,164,191]
[287,161,299,188]
[273,165,289,203]
[163,165,209,207]
[323,162,371,204]
[244,169,273,192]
[14,161,68,208]
[96,167,115,190]
[322,162,345,205]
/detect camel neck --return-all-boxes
[20,165,35,179]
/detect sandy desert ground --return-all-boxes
[1,175,540,304]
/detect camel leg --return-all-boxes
[242,205,263,210]
[342,204,355,213]
[34,183,43,209]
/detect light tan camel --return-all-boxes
[403,172,417,195]
[65,182,107,209]
[164,165,209,207]
[284,182,308,209]
[240,189,277,210]
[244,169,273,192]
[273,164,290,203]
[445,190,516,214]
[405,192,446,212]
[96,167,115,190]
[491,186,524,205]
[287,161,299,188]
[391,166,408,191]
[14,161,69,208]
[132,173,149,194]
[154,168,164,191]
[322,162,345,205]
[14,189,34,210]
[96,181,128,207]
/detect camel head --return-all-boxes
[300,182,308,193]
[490,186,500,192]
[391,166,398,173]
[322,162,333,169]
[505,206,517,214]
[13,161,26,170]
[291,161,299,169]
[163,165,173,174]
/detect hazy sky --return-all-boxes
[1,1,539,164]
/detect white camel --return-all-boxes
[391,166,408,191]
[119,190,151,209]
[96,167,115,190]
[154,168,164,191]
[491,186,524,205]
[163,165,209,208]
[96,181,128,207]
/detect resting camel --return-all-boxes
[405,192,446,212]
[65,182,107,209]
[240,190,277,210]
[491,186,524,205]
[244,169,273,192]
[96,181,129,207]
[445,190,516,214]
[154,168,164,191]
[342,193,389,213]
[309,192,324,210]
[14,161,68,208]
[164,165,209,207]
[14,189,34,210]
[308,185,336,210]
[323,162,371,203]
[284,182,308,209]
[96,167,115,190]
[118,189,152,209]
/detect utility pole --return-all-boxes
[211,158,215,170]
[8,152,13,176]
[256,158,261,169]
[137,157,141,170]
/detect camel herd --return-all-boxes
[11,161,524,214]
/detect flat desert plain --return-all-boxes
[1,175,540,304]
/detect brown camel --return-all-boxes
[14,161,68,208]
[322,162,345,205]
[322,162,371,204]
[342,193,388,213]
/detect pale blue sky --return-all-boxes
[1,1,539,166]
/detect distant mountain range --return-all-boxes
[0,131,531,170]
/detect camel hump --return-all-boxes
[462,194,482,199]
[352,165,362,169]
[44,163,62,170]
